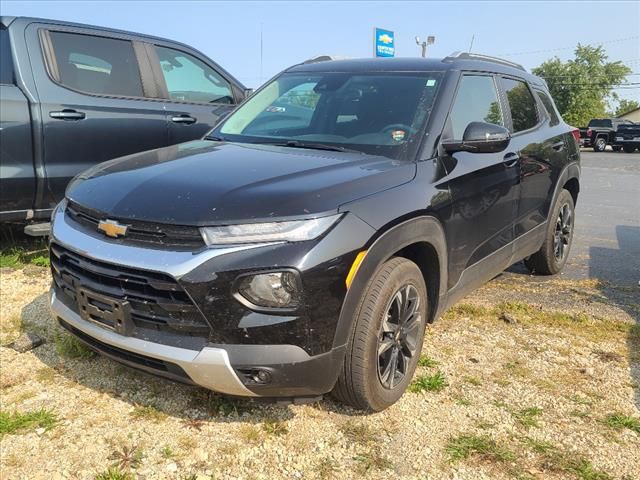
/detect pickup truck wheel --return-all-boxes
[332,257,427,411]
[524,189,575,275]
[593,137,607,152]
[623,145,637,153]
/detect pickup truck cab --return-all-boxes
[613,123,640,153]
[0,16,247,230]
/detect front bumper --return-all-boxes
[50,289,256,396]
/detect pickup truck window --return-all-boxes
[0,26,13,84]
[502,77,539,133]
[154,46,234,104]
[588,119,612,128]
[449,75,503,139]
[535,90,559,126]
[48,31,144,97]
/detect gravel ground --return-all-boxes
[1,265,638,480]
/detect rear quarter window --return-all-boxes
[588,119,612,128]
[535,91,560,127]
[501,77,539,133]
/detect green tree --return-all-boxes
[532,44,631,127]
[614,99,640,117]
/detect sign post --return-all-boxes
[374,27,395,58]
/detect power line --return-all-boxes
[498,35,639,56]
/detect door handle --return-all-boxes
[552,140,565,151]
[503,152,520,167]
[171,115,197,125]
[49,109,85,120]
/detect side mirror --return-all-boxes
[443,122,511,154]
[243,88,254,98]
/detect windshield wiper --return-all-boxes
[270,140,361,153]
[206,134,226,141]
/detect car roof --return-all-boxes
[287,56,546,88]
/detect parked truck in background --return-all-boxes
[581,118,636,152]
[613,123,640,153]
[0,16,248,233]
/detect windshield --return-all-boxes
[214,71,443,159]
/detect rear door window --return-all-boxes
[501,77,539,133]
[48,31,143,97]
[448,75,504,140]
[154,45,234,104]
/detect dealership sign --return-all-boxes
[374,27,395,57]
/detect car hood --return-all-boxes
[66,140,416,226]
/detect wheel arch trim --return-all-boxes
[332,215,448,350]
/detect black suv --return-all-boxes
[50,53,580,411]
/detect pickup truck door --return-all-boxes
[0,25,36,219]
[146,43,242,144]
[25,23,170,211]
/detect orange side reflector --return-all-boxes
[345,250,367,289]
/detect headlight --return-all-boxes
[200,214,341,246]
[236,271,301,308]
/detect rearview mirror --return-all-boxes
[443,122,511,154]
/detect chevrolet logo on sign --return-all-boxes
[97,219,129,238]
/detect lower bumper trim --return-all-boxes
[50,290,257,397]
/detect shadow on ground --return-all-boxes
[589,225,640,411]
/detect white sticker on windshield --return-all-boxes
[426,79,436,87]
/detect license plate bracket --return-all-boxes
[77,288,132,335]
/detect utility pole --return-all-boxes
[260,23,264,83]
[415,35,435,58]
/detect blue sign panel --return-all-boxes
[374,28,395,58]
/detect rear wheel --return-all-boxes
[623,145,637,153]
[593,137,607,152]
[524,189,575,275]
[332,257,427,411]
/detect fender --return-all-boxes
[549,161,580,214]
[331,215,448,350]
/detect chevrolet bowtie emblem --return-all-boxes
[97,219,129,238]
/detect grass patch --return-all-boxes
[462,375,482,386]
[339,421,378,445]
[54,332,96,359]
[521,436,556,453]
[540,450,612,480]
[446,434,514,463]
[160,444,174,459]
[354,448,393,474]
[95,467,134,480]
[409,371,447,393]
[314,457,339,479]
[512,407,543,428]
[603,412,640,433]
[129,404,167,423]
[445,303,490,318]
[0,241,49,269]
[0,409,58,437]
[498,301,536,315]
[262,418,288,436]
[238,424,261,443]
[418,355,438,367]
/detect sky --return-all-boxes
[2,0,639,103]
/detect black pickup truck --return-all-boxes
[0,16,247,233]
[613,123,640,153]
[580,118,635,152]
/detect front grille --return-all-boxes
[58,318,194,384]
[66,201,205,250]
[51,242,210,339]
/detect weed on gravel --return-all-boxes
[446,434,515,463]
[339,420,378,445]
[418,354,438,367]
[129,404,167,423]
[512,407,544,428]
[539,449,613,480]
[603,412,640,433]
[354,447,393,474]
[0,408,58,437]
[108,445,144,470]
[409,371,447,392]
[262,418,289,436]
[94,467,134,480]
[54,332,96,359]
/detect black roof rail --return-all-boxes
[444,51,526,72]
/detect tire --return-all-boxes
[524,189,575,275]
[332,257,428,411]
[612,146,621,152]
[623,145,637,153]
[593,137,607,152]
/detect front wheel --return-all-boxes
[593,137,607,152]
[332,257,427,411]
[524,189,575,275]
